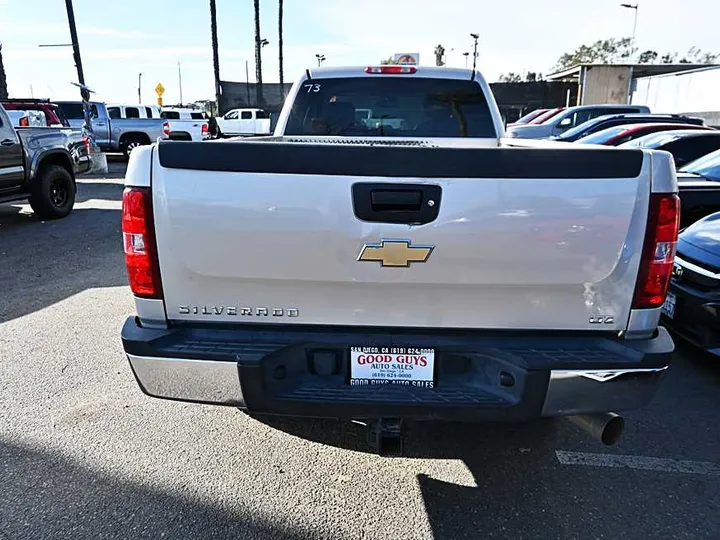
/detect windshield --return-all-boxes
[284,77,496,137]
[575,126,629,144]
[679,149,720,181]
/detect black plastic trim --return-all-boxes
[352,182,441,224]
[156,139,644,179]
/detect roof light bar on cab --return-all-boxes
[364,66,417,74]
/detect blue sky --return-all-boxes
[1,0,719,105]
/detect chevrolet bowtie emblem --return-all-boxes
[357,239,434,267]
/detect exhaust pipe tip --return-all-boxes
[568,413,625,446]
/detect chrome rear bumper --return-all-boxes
[127,352,668,418]
[541,367,668,416]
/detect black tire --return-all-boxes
[29,165,76,220]
[121,135,147,159]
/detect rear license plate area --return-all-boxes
[349,346,435,388]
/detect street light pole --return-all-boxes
[138,73,142,103]
[621,3,639,60]
[463,52,469,69]
[470,33,479,72]
[315,54,326,67]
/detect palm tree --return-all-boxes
[278,0,284,87]
[0,43,8,99]
[209,0,220,113]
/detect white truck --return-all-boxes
[160,108,210,142]
[121,66,678,455]
[214,108,271,137]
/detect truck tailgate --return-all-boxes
[150,141,651,331]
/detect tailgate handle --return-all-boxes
[352,183,442,225]
[371,190,422,211]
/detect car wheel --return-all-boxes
[121,136,146,159]
[29,165,76,219]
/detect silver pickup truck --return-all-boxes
[120,66,678,454]
[55,101,169,158]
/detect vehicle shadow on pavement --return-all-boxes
[0,204,126,324]
[254,414,717,539]
[0,439,315,540]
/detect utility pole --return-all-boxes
[64,0,93,139]
[209,0,221,113]
[470,33,479,72]
[178,61,183,106]
[138,72,142,103]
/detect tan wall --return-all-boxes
[581,66,632,104]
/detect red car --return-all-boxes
[576,122,713,146]
[508,108,548,126]
[528,107,565,124]
[0,99,71,128]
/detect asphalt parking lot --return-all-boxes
[0,159,718,540]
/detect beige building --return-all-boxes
[546,63,713,106]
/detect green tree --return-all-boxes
[498,72,522,83]
[434,44,446,67]
[0,42,8,99]
[555,38,718,70]
[554,37,634,70]
[380,57,398,65]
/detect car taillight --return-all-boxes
[632,193,680,309]
[163,121,170,137]
[202,123,208,134]
[122,187,163,298]
[82,135,91,154]
[364,65,417,74]
[19,116,29,127]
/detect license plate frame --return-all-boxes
[349,346,435,388]
[662,292,676,319]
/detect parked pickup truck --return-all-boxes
[214,108,271,137]
[55,101,169,158]
[121,66,677,454]
[0,104,90,219]
[160,108,210,141]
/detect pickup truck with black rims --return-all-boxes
[0,103,90,219]
[120,66,679,454]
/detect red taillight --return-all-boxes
[163,121,170,137]
[82,135,91,154]
[122,187,163,298]
[364,65,417,74]
[632,193,680,309]
[202,123,209,134]
[19,116,29,127]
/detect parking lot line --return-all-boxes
[556,450,720,476]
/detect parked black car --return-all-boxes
[662,211,720,355]
[553,113,704,143]
[620,130,720,168]
[0,104,91,219]
[676,149,720,226]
